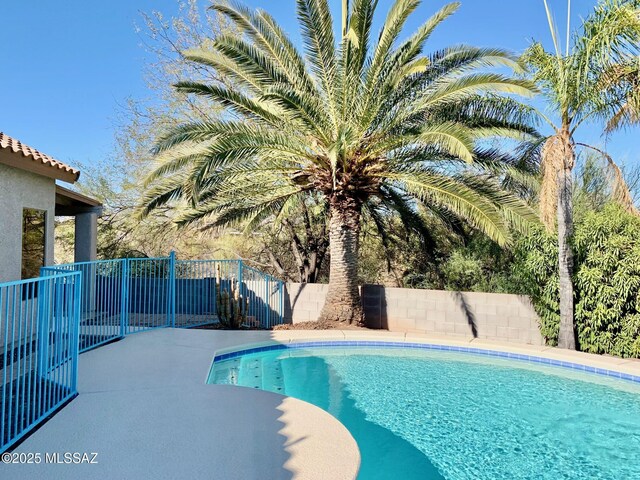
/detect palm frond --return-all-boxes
[144,0,539,257]
[174,81,282,124]
[296,0,337,105]
[212,2,315,94]
[365,0,420,94]
[382,169,515,246]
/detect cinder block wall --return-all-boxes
[285,283,330,323]
[285,283,544,346]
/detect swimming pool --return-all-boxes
[208,343,640,479]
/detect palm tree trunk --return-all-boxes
[542,128,577,350]
[318,198,364,325]
[557,167,576,349]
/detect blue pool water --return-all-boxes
[208,346,640,479]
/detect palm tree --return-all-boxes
[141,0,539,324]
[523,0,640,348]
[603,60,640,132]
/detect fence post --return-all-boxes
[266,276,270,328]
[120,259,129,338]
[280,280,284,325]
[37,270,50,380]
[72,272,82,391]
[169,251,176,328]
[238,259,244,300]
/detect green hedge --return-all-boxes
[514,203,640,358]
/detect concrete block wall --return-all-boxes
[285,283,330,324]
[285,283,544,346]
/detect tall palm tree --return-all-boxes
[141,0,540,324]
[523,0,640,348]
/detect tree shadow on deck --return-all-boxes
[5,329,300,479]
[255,342,445,480]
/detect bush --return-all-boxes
[512,227,560,344]
[514,203,640,357]
[440,235,521,293]
[441,251,485,291]
[574,204,640,357]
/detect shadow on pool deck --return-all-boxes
[5,329,358,480]
[276,354,445,480]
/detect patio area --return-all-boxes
[3,327,640,479]
[3,328,360,480]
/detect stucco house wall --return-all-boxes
[0,163,56,283]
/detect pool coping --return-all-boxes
[212,330,640,384]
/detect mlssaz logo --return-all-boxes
[45,452,98,464]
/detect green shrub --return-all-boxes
[441,251,485,292]
[513,226,560,345]
[439,235,522,294]
[514,203,640,357]
[574,204,640,357]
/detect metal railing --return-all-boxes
[0,272,81,452]
[173,258,285,329]
[41,253,285,352]
[0,254,283,452]
[242,265,285,329]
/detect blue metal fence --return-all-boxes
[41,254,285,352]
[42,260,124,351]
[0,272,81,452]
[1,254,283,452]
[174,258,236,328]
[242,265,286,329]
[172,258,285,329]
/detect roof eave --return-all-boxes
[0,148,80,183]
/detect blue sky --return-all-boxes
[0,0,637,172]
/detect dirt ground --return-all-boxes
[194,320,369,331]
[272,320,368,331]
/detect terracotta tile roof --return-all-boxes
[0,132,80,181]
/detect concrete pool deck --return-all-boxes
[3,329,361,480]
[3,328,640,479]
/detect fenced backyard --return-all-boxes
[1,254,284,452]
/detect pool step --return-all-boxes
[235,355,285,393]
[237,356,260,387]
[260,357,285,394]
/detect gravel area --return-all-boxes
[273,320,367,331]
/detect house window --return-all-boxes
[22,208,46,279]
